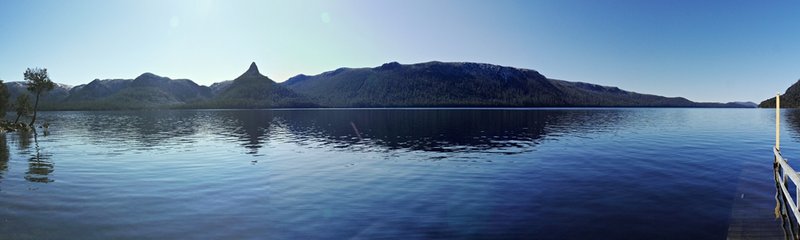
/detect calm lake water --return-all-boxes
[0,108,794,239]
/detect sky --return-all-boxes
[1,0,799,103]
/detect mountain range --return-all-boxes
[2,61,755,110]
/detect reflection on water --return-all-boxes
[0,109,634,185]
[0,109,638,184]
[17,130,54,183]
[217,111,277,155]
[221,109,633,155]
[0,130,55,185]
[775,160,796,239]
[0,109,775,239]
[16,129,32,150]
[297,110,632,156]
[62,111,206,153]
[49,109,635,157]
[784,110,800,141]
[279,110,556,153]
[26,149,54,183]
[0,134,8,183]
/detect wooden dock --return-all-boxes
[726,160,790,239]
[728,94,799,239]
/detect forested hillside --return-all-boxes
[284,61,753,108]
[760,79,800,108]
[0,61,754,110]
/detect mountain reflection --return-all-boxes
[785,109,800,140]
[273,109,630,154]
[40,109,632,157]
[215,111,277,155]
[210,109,631,155]
[0,109,637,183]
[76,111,204,149]
[276,110,548,153]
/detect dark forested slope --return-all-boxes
[58,73,212,110]
[760,79,800,108]
[205,62,316,108]
[284,61,751,108]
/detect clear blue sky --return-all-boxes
[1,0,798,102]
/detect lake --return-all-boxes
[0,108,792,239]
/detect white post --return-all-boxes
[777,93,781,151]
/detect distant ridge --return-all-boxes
[283,61,754,108]
[730,101,757,108]
[4,81,71,108]
[56,72,212,110]
[2,61,754,110]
